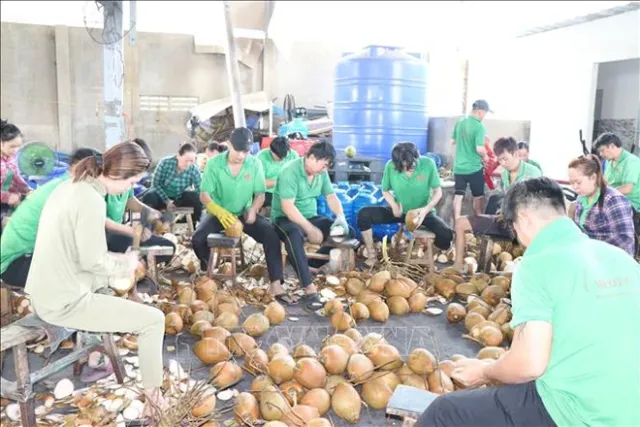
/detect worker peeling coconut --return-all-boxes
[23,142,169,418]
[268,140,354,312]
[357,142,453,267]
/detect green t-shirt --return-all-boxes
[526,159,542,173]
[381,156,441,213]
[510,217,640,427]
[500,160,543,192]
[200,152,266,216]
[256,148,300,193]
[0,174,70,273]
[452,116,486,175]
[105,188,134,223]
[271,157,335,220]
[577,188,600,228]
[604,149,640,210]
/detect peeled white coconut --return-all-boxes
[437,254,448,263]
[6,403,21,421]
[53,378,74,399]
[35,405,48,416]
[123,400,145,421]
[163,233,178,245]
[110,276,134,296]
[464,257,478,274]
[168,359,188,380]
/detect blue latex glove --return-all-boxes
[331,214,350,237]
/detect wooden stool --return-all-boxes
[207,233,246,281]
[405,228,436,272]
[387,385,439,427]
[139,245,174,294]
[478,235,513,273]
[0,315,125,427]
[170,207,195,236]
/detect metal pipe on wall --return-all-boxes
[102,0,125,149]
[222,1,246,128]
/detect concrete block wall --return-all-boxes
[0,22,254,157]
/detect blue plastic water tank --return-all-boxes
[333,46,429,160]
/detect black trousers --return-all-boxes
[191,213,284,283]
[1,254,32,288]
[274,216,334,288]
[416,382,556,427]
[141,189,202,224]
[357,206,453,250]
[263,192,273,208]
[485,194,504,215]
[106,231,176,264]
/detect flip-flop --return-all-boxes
[300,293,324,313]
[274,294,298,305]
[81,359,114,383]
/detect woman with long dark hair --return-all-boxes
[1,119,31,233]
[25,142,167,414]
[568,154,635,256]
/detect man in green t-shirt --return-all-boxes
[517,141,543,173]
[417,177,640,427]
[271,140,349,310]
[594,132,640,211]
[103,138,175,265]
[452,100,491,220]
[0,148,98,287]
[256,136,299,209]
[453,137,541,271]
[191,127,286,299]
[356,142,453,266]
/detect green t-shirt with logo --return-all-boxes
[452,116,486,175]
[510,217,640,427]
[105,188,134,223]
[256,148,300,193]
[381,156,441,213]
[200,152,266,216]
[0,174,70,273]
[526,159,543,173]
[500,160,543,192]
[604,149,640,210]
[271,157,335,220]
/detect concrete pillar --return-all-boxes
[102,0,125,149]
[54,26,73,153]
[223,1,246,128]
[123,1,139,136]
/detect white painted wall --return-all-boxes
[597,59,640,119]
[467,9,640,180]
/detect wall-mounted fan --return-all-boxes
[16,141,57,180]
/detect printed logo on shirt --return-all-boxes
[417,174,424,181]
[244,173,252,181]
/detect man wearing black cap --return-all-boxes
[452,100,491,220]
[192,127,285,297]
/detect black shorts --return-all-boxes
[469,214,514,241]
[454,169,485,197]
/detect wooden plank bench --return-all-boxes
[405,228,436,272]
[207,233,246,282]
[0,314,126,427]
[170,207,195,236]
[139,245,175,294]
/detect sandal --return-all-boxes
[274,293,298,305]
[300,293,324,313]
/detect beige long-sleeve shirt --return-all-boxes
[25,179,132,321]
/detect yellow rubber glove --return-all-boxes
[205,201,237,229]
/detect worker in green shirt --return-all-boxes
[452,100,491,220]
[271,140,350,310]
[594,132,640,211]
[192,127,285,298]
[418,177,640,427]
[256,136,300,209]
[517,141,542,173]
[453,137,541,271]
[142,142,203,224]
[357,142,453,266]
[0,148,99,287]
[104,139,175,265]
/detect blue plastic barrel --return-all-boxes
[333,46,429,160]
[424,153,442,169]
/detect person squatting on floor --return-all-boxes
[417,177,640,427]
[357,142,453,266]
[270,140,350,311]
[142,141,203,224]
[451,100,491,220]
[25,142,169,415]
[453,137,541,271]
[0,148,99,287]
[191,127,287,300]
